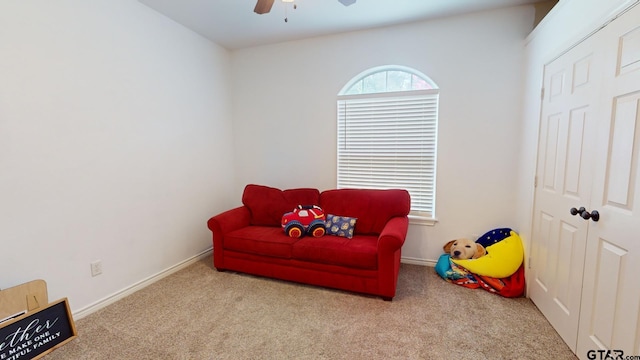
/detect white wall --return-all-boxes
[231,5,536,264]
[4,0,612,314]
[515,0,637,273]
[0,0,235,313]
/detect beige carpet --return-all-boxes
[43,258,577,359]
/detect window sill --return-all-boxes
[408,215,438,226]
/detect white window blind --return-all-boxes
[337,91,438,218]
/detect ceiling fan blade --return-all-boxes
[254,0,275,14]
[338,0,356,6]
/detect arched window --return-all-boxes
[337,66,439,220]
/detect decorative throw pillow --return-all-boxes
[325,214,357,239]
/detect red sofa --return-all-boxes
[207,184,411,300]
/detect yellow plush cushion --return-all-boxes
[451,231,524,278]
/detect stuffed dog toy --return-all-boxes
[443,238,486,260]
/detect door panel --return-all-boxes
[531,4,640,359]
[565,107,588,196]
[604,92,640,208]
[555,221,579,312]
[577,8,640,356]
[542,113,561,191]
[590,238,627,348]
[530,34,601,351]
[534,211,554,291]
[618,25,640,75]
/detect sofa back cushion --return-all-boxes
[320,189,411,235]
[242,184,321,226]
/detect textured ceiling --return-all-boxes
[138,0,549,49]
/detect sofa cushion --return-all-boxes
[320,189,410,235]
[292,235,378,269]
[224,226,298,259]
[242,184,320,226]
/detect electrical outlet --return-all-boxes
[91,260,103,277]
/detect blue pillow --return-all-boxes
[325,214,357,239]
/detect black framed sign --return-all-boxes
[0,298,77,360]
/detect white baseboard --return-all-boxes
[401,256,436,267]
[73,247,213,320]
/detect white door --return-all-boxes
[576,5,640,357]
[529,32,603,352]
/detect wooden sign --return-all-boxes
[0,298,77,360]
[0,280,48,320]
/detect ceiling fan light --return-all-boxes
[338,0,356,6]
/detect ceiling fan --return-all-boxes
[254,0,356,15]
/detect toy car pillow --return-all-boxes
[281,205,326,238]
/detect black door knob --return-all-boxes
[570,207,599,222]
[581,209,600,222]
[570,207,586,216]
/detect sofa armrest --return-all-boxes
[377,216,409,300]
[207,206,251,270]
[377,216,409,251]
[207,206,251,234]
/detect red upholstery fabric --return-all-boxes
[292,235,378,269]
[225,226,296,259]
[208,185,410,300]
[320,189,411,235]
[283,188,321,208]
[242,184,320,226]
[207,206,251,270]
[221,253,380,295]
